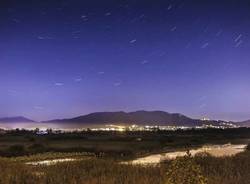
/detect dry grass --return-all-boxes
[0,149,250,184]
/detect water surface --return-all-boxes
[129,144,247,165]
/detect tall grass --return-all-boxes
[0,159,165,184]
[0,149,250,184]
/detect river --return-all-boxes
[128,144,247,165]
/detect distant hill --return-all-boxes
[44,110,224,127]
[237,120,250,127]
[0,116,35,123]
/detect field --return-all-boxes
[0,146,250,184]
[0,128,250,184]
[0,128,250,158]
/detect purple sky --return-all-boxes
[1,0,250,121]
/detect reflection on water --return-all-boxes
[129,144,247,165]
[26,158,77,166]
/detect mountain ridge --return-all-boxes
[237,120,250,127]
[44,110,227,127]
[0,116,35,123]
[0,111,246,127]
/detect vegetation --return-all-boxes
[0,147,249,184]
[165,152,207,184]
[0,128,250,157]
[0,129,250,183]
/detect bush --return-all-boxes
[165,152,207,184]
[28,143,47,153]
[6,145,26,156]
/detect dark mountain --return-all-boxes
[237,120,250,127]
[45,110,211,127]
[0,116,35,123]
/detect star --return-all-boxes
[54,83,64,86]
[113,82,122,87]
[74,78,83,82]
[201,43,209,49]
[129,39,137,44]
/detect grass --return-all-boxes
[0,129,250,183]
[0,128,250,157]
[0,148,250,184]
[0,158,165,184]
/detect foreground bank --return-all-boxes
[0,145,249,184]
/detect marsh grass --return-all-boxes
[0,149,250,184]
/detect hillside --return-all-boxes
[45,110,217,127]
[237,120,250,127]
[0,116,35,123]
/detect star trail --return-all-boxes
[1,0,250,121]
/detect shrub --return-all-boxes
[28,143,46,153]
[6,145,26,156]
[165,152,207,184]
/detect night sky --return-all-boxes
[1,0,250,121]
